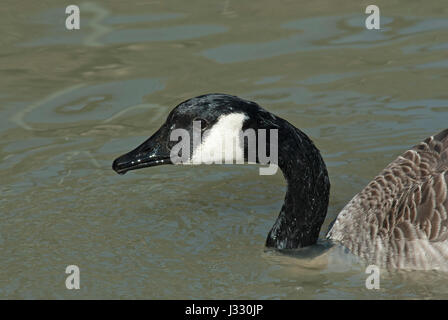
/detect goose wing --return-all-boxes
[328,129,448,269]
[381,129,448,243]
[385,171,448,242]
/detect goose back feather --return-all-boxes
[328,128,448,270]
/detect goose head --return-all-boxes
[113,93,330,250]
[112,93,280,174]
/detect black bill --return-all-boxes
[112,127,172,175]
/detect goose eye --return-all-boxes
[193,118,208,131]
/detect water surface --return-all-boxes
[1,0,448,299]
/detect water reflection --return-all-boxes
[10,78,164,129]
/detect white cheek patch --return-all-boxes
[190,113,247,165]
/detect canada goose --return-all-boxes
[112,94,448,271]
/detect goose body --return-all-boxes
[113,93,448,271]
[327,130,448,270]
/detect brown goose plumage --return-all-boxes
[327,128,448,271]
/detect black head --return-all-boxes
[112,93,281,174]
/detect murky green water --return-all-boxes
[1,0,448,299]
